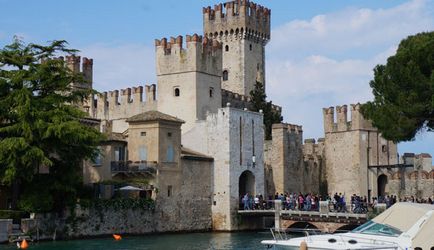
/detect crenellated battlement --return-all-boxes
[221,89,282,113]
[272,123,303,135]
[155,34,222,76]
[88,84,157,121]
[45,55,93,89]
[303,138,325,162]
[203,0,270,43]
[323,103,375,133]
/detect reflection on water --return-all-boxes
[0,231,273,250]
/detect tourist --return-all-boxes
[242,193,249,210]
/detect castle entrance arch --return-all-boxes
[377,174,388,198]
[239,170,256,198]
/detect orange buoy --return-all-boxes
[20,239,29,249]
[113,234,122,241]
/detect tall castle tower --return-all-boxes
[156,34,222,133]
[323,104,398,201]
[203,0,270,96]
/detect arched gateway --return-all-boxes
[377,174,388,198]
[239,170,256,198]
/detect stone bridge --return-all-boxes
[238,200,368,233]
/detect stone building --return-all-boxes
[79,0,270,231]
[71,0,432,233]
[301,104,434,201]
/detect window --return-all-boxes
[249,44,252,51]
[174,87,180,97]
[382,145,387,152]
[225,45,229,52]
[93,146,102,166]
[141,131,146,136]
[114,146,125,161]
[167,132,172,137]
[167,185,172,197]
[166,145,174,162]
[223,70,228,81]
[209,87,214,98]
[139,145,147,161]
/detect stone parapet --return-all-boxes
[155,34,222,76]
[203,0,270,43]
[323,103,375,133]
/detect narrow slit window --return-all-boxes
[223,70,228,81]
[167,185,172,197]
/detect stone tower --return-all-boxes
[323,104,398,201]
[156,35,222,133]
[203,0,270,96]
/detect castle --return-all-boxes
[64,0,432,232]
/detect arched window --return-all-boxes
[209,87,214,98]
[225,45,229,52]
[174,87,180,97]
[223,70,228,81]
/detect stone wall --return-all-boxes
[183,107,264,231]
[89,85,158,122]
[323,104,398,199]
[384,170,434,199]
[0,219,12,242]
[264,123,305,195]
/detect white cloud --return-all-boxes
[80,43,156,92]
[269,0,433,59]
[266,0,434,146]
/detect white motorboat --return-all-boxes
[261,202,434,250]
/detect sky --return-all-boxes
[1,0,434,158]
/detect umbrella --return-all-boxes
[118,185,144,191]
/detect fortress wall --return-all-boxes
[90,84,158,121]
[221,89,282,112]
[264,123,303,195]
[323,104,398,200]
[386,170,434,199]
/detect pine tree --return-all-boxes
[0,38,103,211]
[250,81,283,140]
[362,32,434,142]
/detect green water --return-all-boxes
[0,232,274,250]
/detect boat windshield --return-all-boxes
[351,221,402,237]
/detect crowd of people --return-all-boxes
[240,192,433,213]
[240,192,325,212]
[375,195,434,208]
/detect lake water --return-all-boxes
[0,231,275,250]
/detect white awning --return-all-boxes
[118,185,144,191]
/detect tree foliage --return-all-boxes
[250,81,283,140]
[0,38,103,211]
[361,32,434,142]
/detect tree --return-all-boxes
[0,38,103,212]
[250,81,283,140]
[361,32,434,142]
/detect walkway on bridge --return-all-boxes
[238,200,368,232]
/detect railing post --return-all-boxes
[274,200,281,231]
[319,201,329,215]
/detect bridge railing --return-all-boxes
[240,199,369,214]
